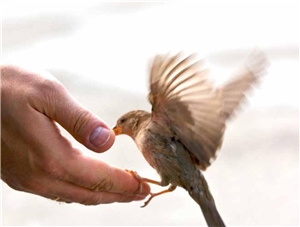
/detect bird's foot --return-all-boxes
[125,169,163,186]
[125,169,176,208]
[141,185,177,208]
[125,169,143,194]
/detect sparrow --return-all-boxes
[113,50,268,227]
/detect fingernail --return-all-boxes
[90,126,111,147]
[136,183,150,197]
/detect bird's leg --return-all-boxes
[125,169,176,207]
[125,169,163,186]
[141,185,177,208]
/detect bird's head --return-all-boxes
[113,110,151,138]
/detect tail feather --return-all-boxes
[188,170,226,227]
[220,49,269,120]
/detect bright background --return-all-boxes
[1,0,299,226]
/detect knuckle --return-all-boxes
[71,110,91,137]
[80,194,104,206]
[37,77,64,100]
[38,76,63,93]
[28,75,66,114]
[90,177,114,192]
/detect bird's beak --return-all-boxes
[113,126,122,135]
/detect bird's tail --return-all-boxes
[187,170,226,227]
[220,48,269,120]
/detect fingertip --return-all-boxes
[124,171,151,197]
[89,127,115,153]
[100,128,115,151]
[140,182,151,196]
[48,87,115,153]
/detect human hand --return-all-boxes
[1,65,150,205]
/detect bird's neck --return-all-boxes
[131,114,151,139]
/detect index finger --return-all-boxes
[61,153,150,196]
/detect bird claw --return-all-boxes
[125,169,154,207]
[141,185,177,208]
[125,169,163,186]
[125,169,142,180]
[140,192,155,208]
[125,169,143,194]
[125,169,176,208]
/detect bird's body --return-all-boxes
[118,110,226,226]
[137,117,187,187]
[134,112,201,189]
[113,50,268,227]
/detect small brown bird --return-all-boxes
[113,50,267,227]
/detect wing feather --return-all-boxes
[221,49,269,119]
[149,53,224,170]
[148,50,268,170]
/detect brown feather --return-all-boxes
[148,50,268,170]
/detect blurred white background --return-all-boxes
[1,0,299,226]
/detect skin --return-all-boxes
[1,65,150,205]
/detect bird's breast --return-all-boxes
[134,128,159,169]
[134,123,194,187]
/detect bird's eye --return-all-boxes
[120,118,126,124]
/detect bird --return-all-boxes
[113,50,268,227]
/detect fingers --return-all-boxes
[26,177,146,205]
[27,69,115,153]
[52,90,115,153]
[3,110,150,204]
[61,153,151,196]
[30,147,151,204]
[1,65,150,206]
[27,109,150,198]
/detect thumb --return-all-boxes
[34,78,115,153]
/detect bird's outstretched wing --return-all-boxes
[148,53,225,170]
[221,49,269,120]
[148,50,268,170]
